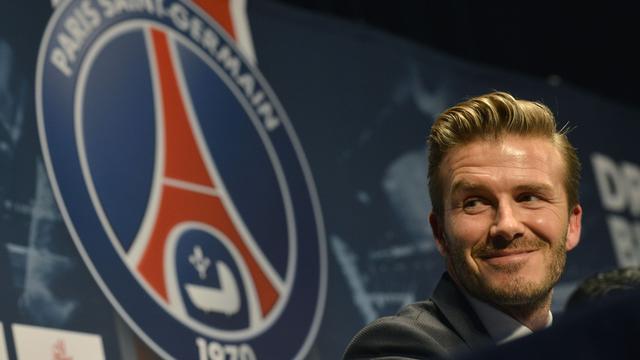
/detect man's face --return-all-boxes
[429,135,582,306]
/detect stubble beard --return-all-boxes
[448,235,567,306]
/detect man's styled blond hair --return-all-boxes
[427,91,581,216]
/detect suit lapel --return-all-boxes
[432,273,494,350]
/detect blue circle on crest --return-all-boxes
[36,1,327,358]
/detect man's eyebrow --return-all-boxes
[513,183,554,194]
[450,181,554,195]
[450,180,487,194]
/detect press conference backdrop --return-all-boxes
[0,1,638,359]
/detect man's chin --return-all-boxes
[474,276,553,305]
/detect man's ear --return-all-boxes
[429,212,448,256]
[565,204,583,251]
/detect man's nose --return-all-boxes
[489,201,525,242]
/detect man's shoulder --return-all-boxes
[343,300,466,359]
[386,299,450,333]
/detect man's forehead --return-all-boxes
[442,136,561,165]
[439,136,566,187]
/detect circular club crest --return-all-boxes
[36,1,327,358]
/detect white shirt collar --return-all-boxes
[465,294,553,344]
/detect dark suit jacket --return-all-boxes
[343,273,493,359]
[459,289,640,360]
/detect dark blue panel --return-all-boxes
[82,30,155,251]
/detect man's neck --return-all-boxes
[447,270,553,331]
[493,294,552,331]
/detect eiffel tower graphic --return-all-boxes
[125,28,284,327]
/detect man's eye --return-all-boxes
[463,198,487,211]
[518,194,541,202]
[463,199,480,208]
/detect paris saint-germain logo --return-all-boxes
[36,1,327,358]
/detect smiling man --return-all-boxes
[344,91,582,359]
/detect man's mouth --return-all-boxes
[477,249,538,266]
